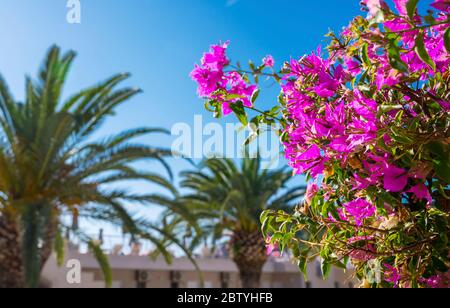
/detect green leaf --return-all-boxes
[251,89,260,104]
[244,133,258,146]
[249,60,256,72]
[321,260,332,280]
[225,93,244,100]
[230,100,248,126]
[361,43,371,66]
[444,27,450,53]
[54,229,65,267]
[424,12,436,24]
[270,105,281,115]
[432,256,449,273]
[321,202,331,217]
[390,127,414,145]
[206,100,223,118]
[406,0,419,20]
[271,232,283,242]
[333,260,347,270]
[380,104,403,113]
[261,215,272,237]
[278,93,285,106]
[88,241,113,288]
[204,101,213,112]
[426,141,450,182]
[435,160,450,183]
[415,30,436,70]
[387,44,409,73]
[376,198,388,217]
[298,249,310,281]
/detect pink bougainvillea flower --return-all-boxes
[419,272,449,288]
[348,236,375,244]
[262,55,275,68]
[194,0,450,287]
[353,173,373,190]
[305,183,319,205]
[343,199,376,226]
[190,65,223,97]
[384,17,418,47]
[313,71,340,97]
[350,244,376,261]
[337,208,348,221]
[190,42,229,97]
[375,65,403,90]
[222,103,232,115]
[437,100,450,111]
[201,41,230,70]
[191,42,258,116]
[362,0,386,16]
[420,276,441,288]
[286,142,328,178]
[393,0,409,16]
[219,71,257,115]
[329,208,349,222]
[383,166,409,192]
[384,264,401,288]
[345,58,362,75]
[431,0,450,12]
[265,237,280,257]
[351,89,378,121]
[347,119,378,151]
[291,144,322,171]
[408,183,433,205]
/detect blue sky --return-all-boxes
[0,0,362,237]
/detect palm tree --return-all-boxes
[173,156,306,288]
[0,46,181,288]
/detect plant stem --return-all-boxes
[243,106,284,122]
[386,20,450,35]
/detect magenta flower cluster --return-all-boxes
[343,199,377,226]
[190,42,257,115]
[192,0,450,288]
[282,0,450,213]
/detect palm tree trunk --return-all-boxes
[230,230,268,289]
[0,212,57,288]
[235,261,265,288]
[0,213,26,288]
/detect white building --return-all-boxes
[41,249,356,288]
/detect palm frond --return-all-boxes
[53,226,65,267]
[88,241,113,288]
[173,155,305,249]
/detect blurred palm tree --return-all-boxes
[168,156,306,288]
[0,46,185,288]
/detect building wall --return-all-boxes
[42,251,356,288]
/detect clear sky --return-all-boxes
[0,0,363,238]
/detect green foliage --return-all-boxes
[387,40,409,73]
[426,141,450,182]
[444,27,450,53]
[230,100,248,126]
[54,228,65,267]
[406,0,419,20]
[415,30,436,70]
[196,0,450,289]
[88,241,112,288]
